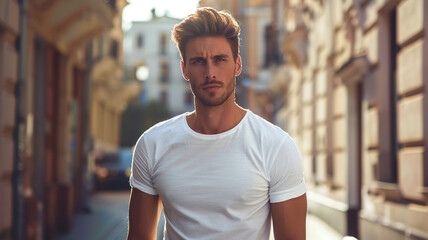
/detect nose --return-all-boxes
[204,61,216,80]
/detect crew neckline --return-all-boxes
[183,110,250,139]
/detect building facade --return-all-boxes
[278,0,428,239]
[123,11,192,116]
[90,2,141,156]
[0,0,137,239]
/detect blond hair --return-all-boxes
[171,7,240,63]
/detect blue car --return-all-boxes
[94,148,133,190]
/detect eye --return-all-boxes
[215,57,226,62]
[191,58,205,64]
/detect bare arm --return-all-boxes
[271,193,307,240]
[127,188,162,240]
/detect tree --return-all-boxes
[120,99,170,147]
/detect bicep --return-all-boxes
[127,188,162,240]
[271,193,307,240]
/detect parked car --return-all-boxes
[94,148,133,190]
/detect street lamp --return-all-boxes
[136,65,149,81]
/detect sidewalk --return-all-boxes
[306,214,343,240]
[55,190,344,240]
[54,190,130,240]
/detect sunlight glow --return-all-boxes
[122,0,200,30]
[136,65,149,81]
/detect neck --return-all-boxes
[187,98,246,134]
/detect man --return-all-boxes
[128,7,307,240]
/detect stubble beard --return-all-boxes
[191,76,236,107]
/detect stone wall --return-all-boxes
[281,0,428,238]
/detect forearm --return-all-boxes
[127,188,162,240]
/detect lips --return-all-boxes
[203,84,221,92]
[202,80,223,92]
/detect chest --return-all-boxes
[151,139,269,210]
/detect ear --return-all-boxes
[181,60,189,81]
[235,55,242,77]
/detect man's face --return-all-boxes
[181,36,242,107]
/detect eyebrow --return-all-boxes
[189,56,205,62]
[188,54,230,62]
[213,54,229,59]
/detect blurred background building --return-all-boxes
[278,0,428,239]
[0,0,139,239]
[123,9,193,116]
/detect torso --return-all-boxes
[131,110,305,239]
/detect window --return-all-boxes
[160,61,169,83]
[160,33,167,55]
[375,6,399,184]
[110,40,118,59]
[264,24,280,67]
[376,3,426,204]
[137,34,144,49]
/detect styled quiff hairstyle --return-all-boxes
[171,7,241,63]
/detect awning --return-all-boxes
[30,0,115,53]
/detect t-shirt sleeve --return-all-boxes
[129,135,158,195]
[268,133,306,203]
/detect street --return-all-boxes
[54,190,131,240]
[54,190,344,240]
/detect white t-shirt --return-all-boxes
[130,110,306,240]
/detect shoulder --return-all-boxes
[145,113,185,137]
[135,113,186,150]
[244,111,299,161]
[245,111,290,142]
